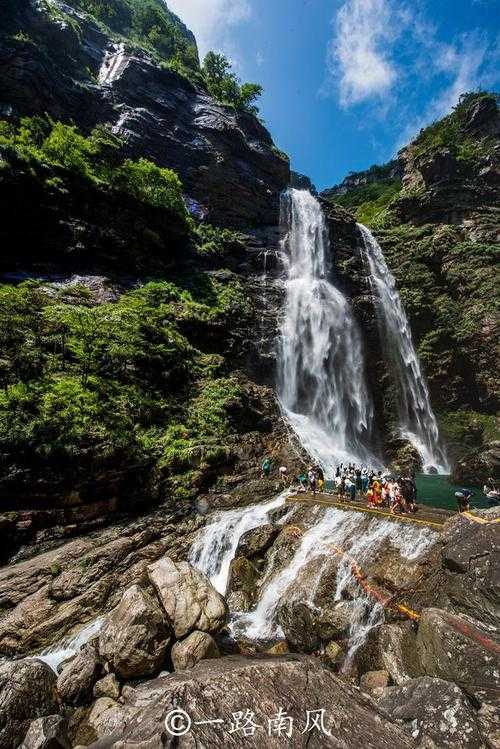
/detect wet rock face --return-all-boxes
[0,1,289,228]
[147,557,228,639]
[416,608,500,702]
[379,677,487,749]
[0,658,59,749]
[98,584,171,680]
[80,655,415,748]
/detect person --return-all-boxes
[373,477,383,507]
[279,465,288,485]
[347,477,356,502]
[355,467,362,496]
[366,486,375,507]
[339,474,346,499]
[335,466,340,478]
[308,467,317,496]
[317,466,325,492]
[455,488,474,512]
[261,457,272,479]
[361,467,369,494]
[297,473,308,492]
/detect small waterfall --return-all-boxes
[37,616,105,673]
[358,223,449,473]
[98,43,126,86]
[231,508,437,653]
[278,190,380,473]
[189,493,289,594]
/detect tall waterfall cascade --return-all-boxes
[358,224,449,474]
[278,189,380,474]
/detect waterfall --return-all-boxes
[278,190,380,474]
[98,43,126,86]
[189,492,290,594]
[358,224,449,473]
[230,507,437,650]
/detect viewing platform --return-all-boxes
[286,492,455,530]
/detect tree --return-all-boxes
[202,52,263,115]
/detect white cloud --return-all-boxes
[396,33,492,149]
[166,0,251,59]
[327,0,399,107]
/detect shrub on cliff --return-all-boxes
[0,273,252,504]
[0,118,187,220]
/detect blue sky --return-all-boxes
[167,0,500,190]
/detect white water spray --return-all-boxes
[37,616,104,673]
[358,223,449,473]
[231,508,437,653]
[189,493,289,594]
[98,43,126,86]
[278,190,380,474]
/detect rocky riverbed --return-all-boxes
[0,498,498,748]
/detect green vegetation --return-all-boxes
[328,179,401,227]
[0,117,187,218]
[375,222,498,413]
[0,272,251,503]
[202,52,263,115]
[411,91,498,167]
[68,0,199,72]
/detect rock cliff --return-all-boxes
[0,0,289,228]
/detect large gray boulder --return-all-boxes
[356,622,420,685]
[147,557,227,639]
[57,642,103,706]
[0,658,59,749]
[82,655,415,748]
[171,631,220,672]
[20,715,70,749]
[379,677,487,748]
[98,584,170,680]
[416,608,500,701]
[227,556,259,613]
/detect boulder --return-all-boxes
[236,524,280,559]
[416,608,500,701]
[147,557,228,638]
[171,631,220,671]
[226,556,259,612]
[0,658,59,749]
[323,641,344,667]
[360,670,389,697]
[356,622,418,685]
[93,674,120,701]
[20,715,70,749]
[81,655,414,748]
[57,642,103,706]
[98,584,170,680]
[379,676,486,748]
[278,597,356,653]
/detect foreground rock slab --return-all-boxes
[0,658,59,749]
[379,676,487,749]
[82,654,414,748]
[147,557,228,638]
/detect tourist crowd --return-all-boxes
[262,458,418,515]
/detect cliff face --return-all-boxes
[322,93,500,477]
[0,0,289,228]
